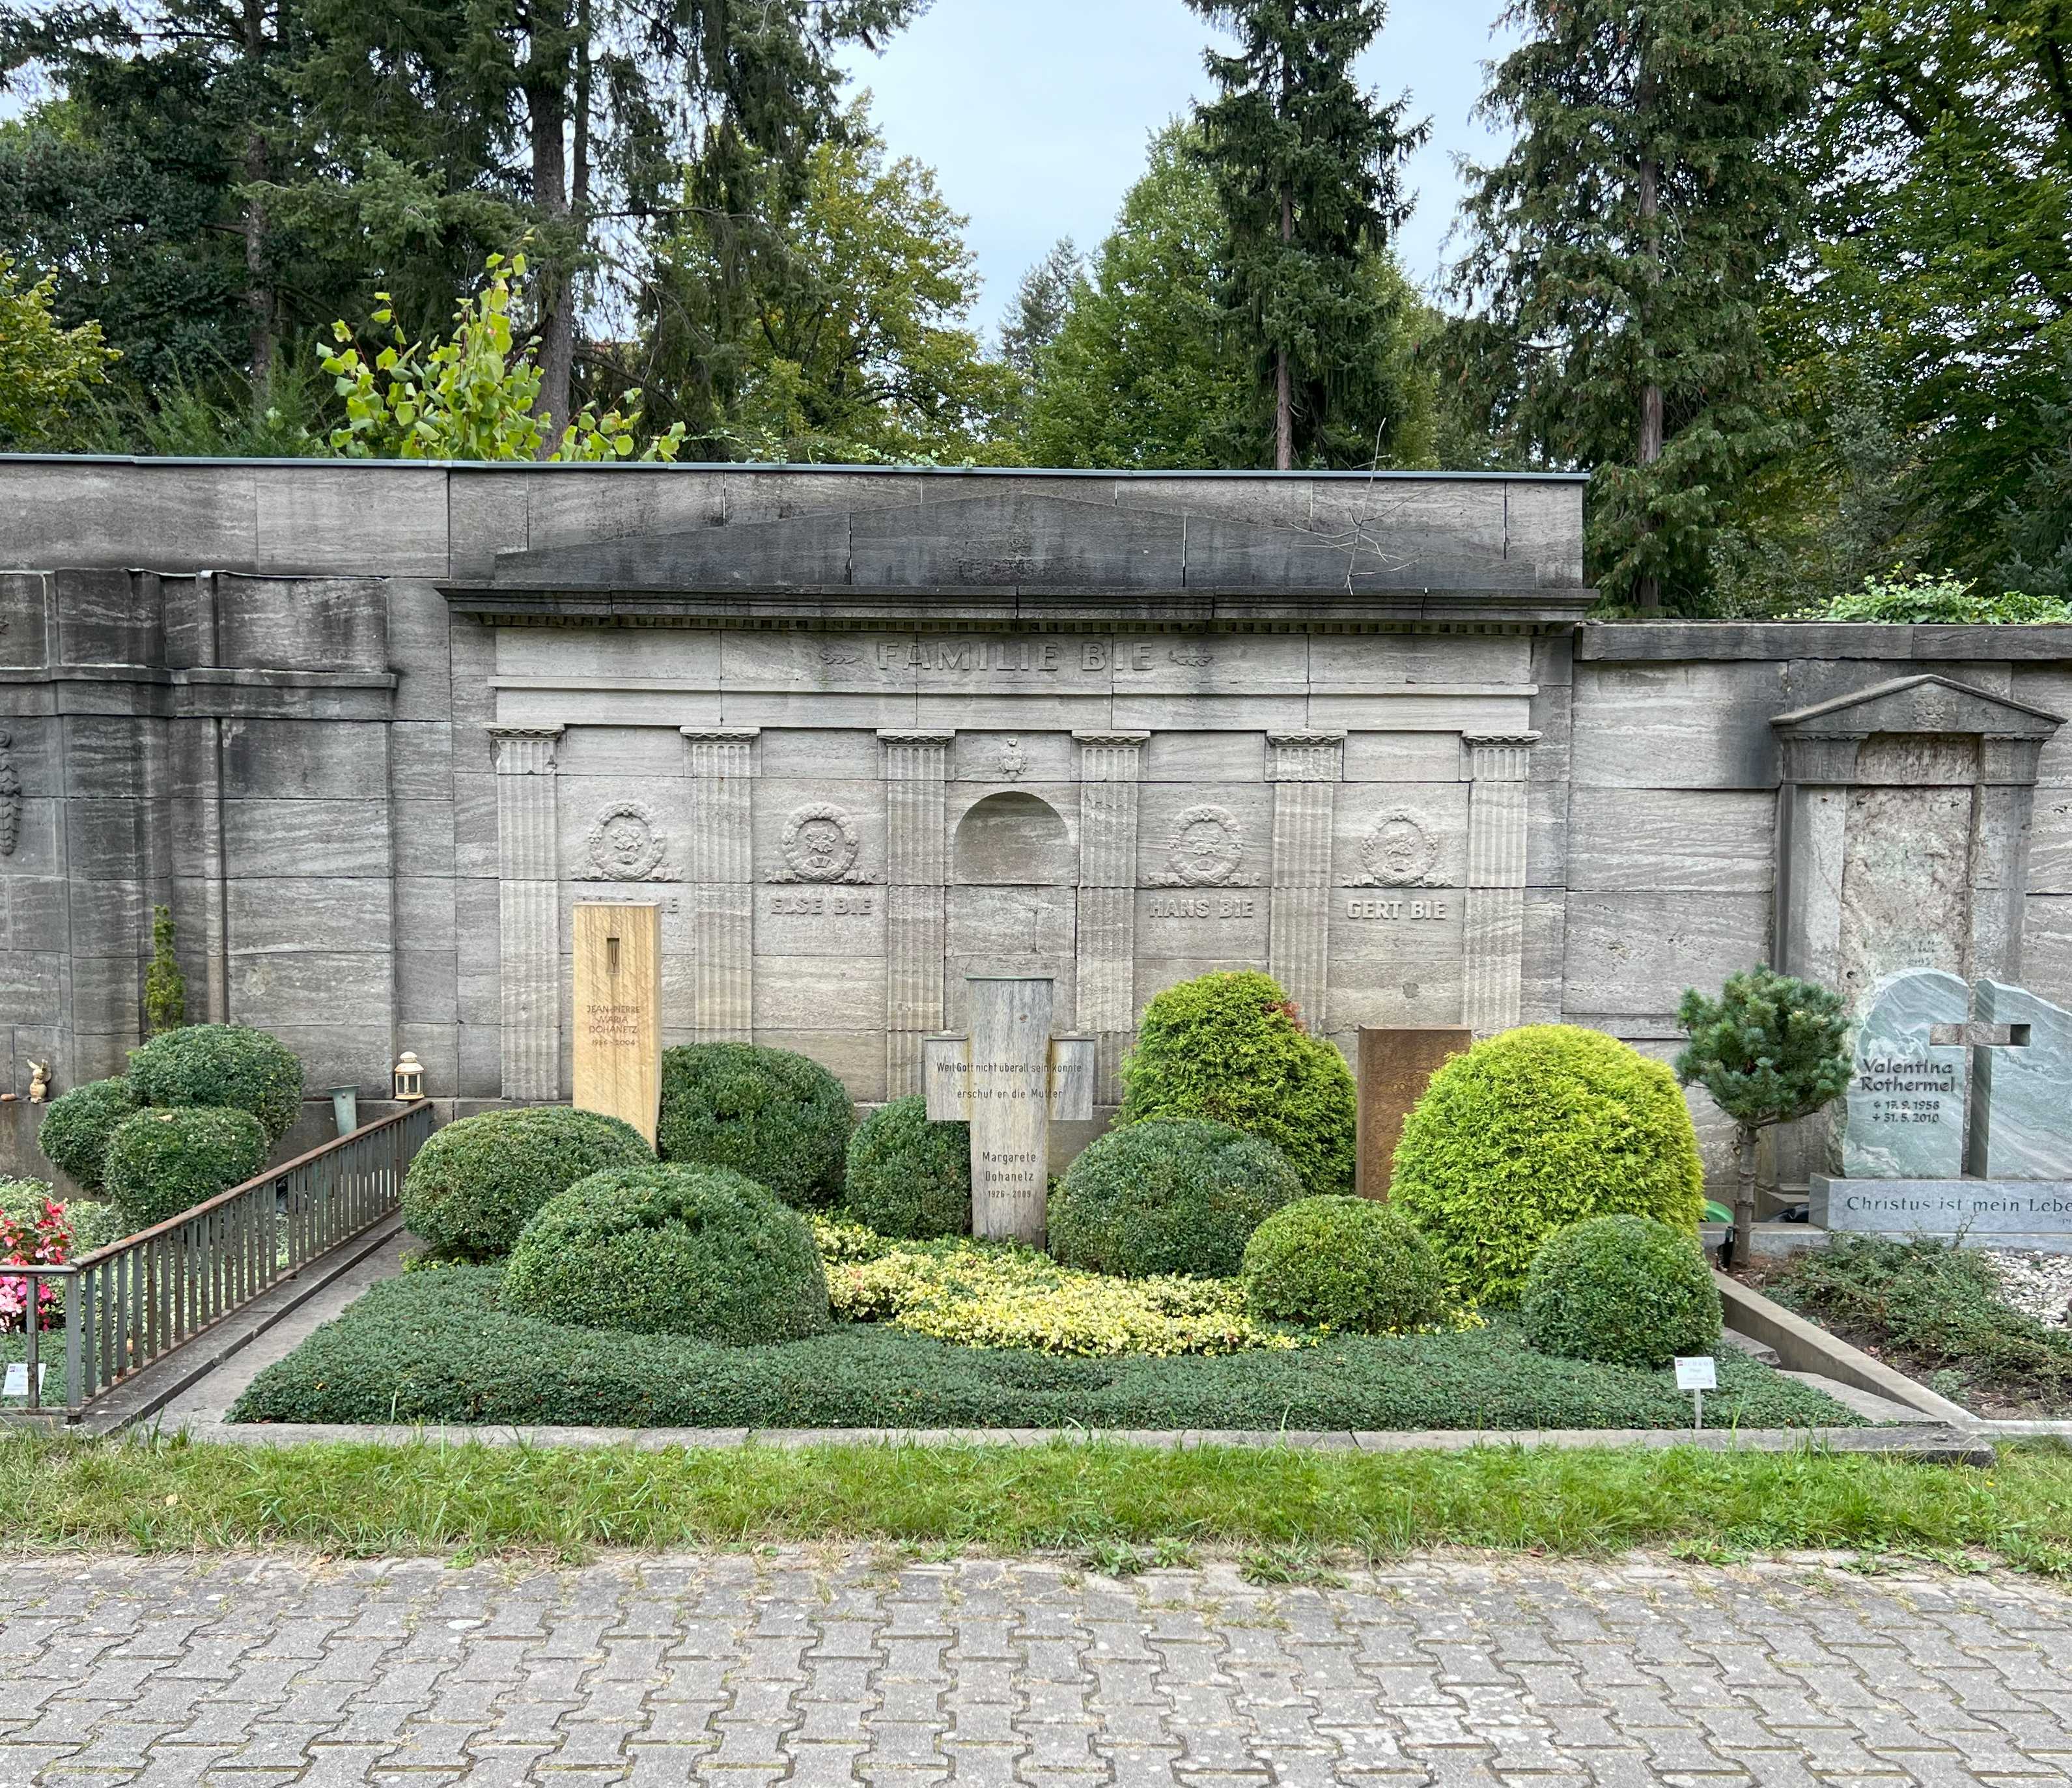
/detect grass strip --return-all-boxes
[1,1434,2069,1571]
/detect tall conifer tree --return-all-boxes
[1450,0,1813,609]
[1184,0,1424,470]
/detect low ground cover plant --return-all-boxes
[1117,971,1355,1198]
[814,1216,1294,1357]
[1767,1235,2072,1411]
[1242,1197,1449,1334]
[1392,1026,1705,1302]
[101,1106,268,1229]
[1522,1216,1723,1369]
[229,1264,1855,1430]
[126,1024,304,1143]
[842,1096,970,1238]
[1049,1117,1302,1279]
[505,1164,829,1345]
[659,1043,852,1205]
[35,1078,138,1193]
[401,1105,651,1259]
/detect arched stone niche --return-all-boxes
[953,790,1076,886]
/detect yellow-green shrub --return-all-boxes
[1390,1026,1704,1303]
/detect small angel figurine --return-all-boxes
[25,1060,49,1104]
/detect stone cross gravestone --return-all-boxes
[924,976,1095,1246]
[1841,967,1970,1179]
[1355,1026,1471,1199]
[1970,979,2072,1179]
[570,901,662,1147]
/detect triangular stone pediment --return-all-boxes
[482,488,1529,593]
[1772,674,2065,740]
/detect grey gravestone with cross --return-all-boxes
[924,975,1096,1246]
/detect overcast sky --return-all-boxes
[839,0,1524,345]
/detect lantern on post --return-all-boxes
[391,1052,426,1102]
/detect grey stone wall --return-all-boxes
[1,456,2064,1197]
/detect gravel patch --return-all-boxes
[1986,1251,2072,1328]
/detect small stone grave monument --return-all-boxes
[1355,1026,1472,1199]
[1811,969,2072,1248]
[571,901,662,1147]
[925,975,1095,1246]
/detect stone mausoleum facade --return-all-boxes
[4,457,2070,1192]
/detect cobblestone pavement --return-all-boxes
[3,1551,2071,1786]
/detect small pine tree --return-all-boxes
[143,904,186,1036]
[1674,967,1851,1261]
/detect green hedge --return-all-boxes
[1391,1026,1705,1303]
[228,1265,1858,1431]
[1117,970,1354,1197]
[658,1044,853,1206]
[843,1096,970,1239]
[1049,1119,1304,1279]
[126,1024,304,1142]
[102,1106,269,1229]
[1522,1216,1724,1369]
[401,1106,652,1260]
[1242,1196,1449,1334]
[36,1078,139,1193]
[504,1164,830,1345]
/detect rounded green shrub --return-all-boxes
[503,1163,830,1344]
[1522,1215,1723,1369]
[843,1095,970,1239]
[1117,970,1354,1197]
[1242,1196,1449,1334]
[126,1024,303,1142]
[1049,1118,1304,1279]
[402,1105,651,1260]
[102,1106,269,1229]
[658,1044,853,1207]
[60,1199,128,1253]
[37,1078,139,1193]
[1391,1026,1705,1303]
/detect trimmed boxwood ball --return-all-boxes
[1242,1196,1449,1334]
[1391,1025,1705,1303]
[503,1163,830,1344]
[102,1106,269,1229]
[658,1043,853,1207]
[1050,1118,1303,1279]
[1117,970,1355,1198]
[402,1105,651,1260]
[1522,1215,1723,1369]
[843,1095,970,1238]
[37,1077,139,1193]
[126,1024,304,1143]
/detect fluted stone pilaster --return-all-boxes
[1463,733,1537,1037]
[491,726,564,1100]
[681,728,759,1042]
[1267,730,1343,1033]
[1074,731,1150,1100]
[881,729,955,1095]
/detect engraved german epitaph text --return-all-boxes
[923,976,1095,1246]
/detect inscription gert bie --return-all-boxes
[923,977,1095,1246]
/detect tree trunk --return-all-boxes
[525,0,574,453]
[1275,185,1294,471]
[242,0,272,403]
[1634,53,1663,614]
[1733,1124,1759,1265]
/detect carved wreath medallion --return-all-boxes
[778,802,867,884]
[1354,808,1440,888]
[1148,805,1246,888]
[581,800,679,882]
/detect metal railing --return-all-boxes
[5,1100,434,1421]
